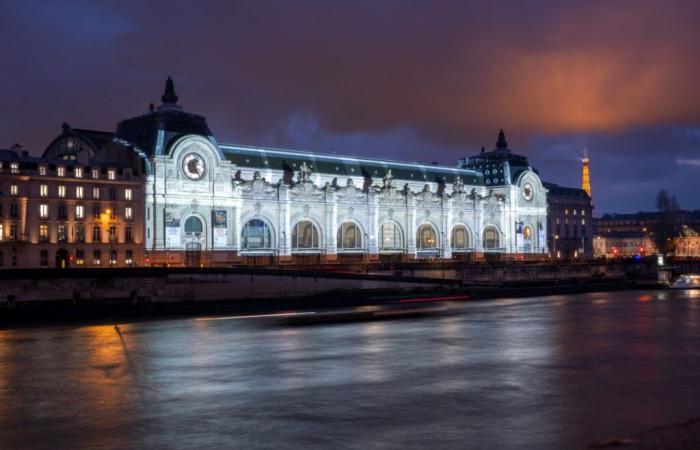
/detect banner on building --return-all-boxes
[165,214,181,248]
[212,210,228,247]
[538,222,545,249]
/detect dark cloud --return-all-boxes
[1,0,700,213]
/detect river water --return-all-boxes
[2,289,700,449]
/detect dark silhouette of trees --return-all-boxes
[654,189,680,255]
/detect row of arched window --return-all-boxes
[183,216,504,251]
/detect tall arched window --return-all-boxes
[337,222,362,249]
[242,219,272,249]
[380,222,403,250]
[483,226,500,249]
[184,216,203,235]
[292,220,319,249]
[416,224,438,249]
[451,225,469,250]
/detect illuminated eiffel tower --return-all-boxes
[581,148,591,197]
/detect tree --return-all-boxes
[654,189,680,255]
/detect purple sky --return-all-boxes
[2,0,700,215]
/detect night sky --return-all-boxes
[2,0,700,214]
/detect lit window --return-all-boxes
[40,184,48,197]
[92,168,99,179]
[125,207,133,220]
[573,209,577,216]
[582,218,586,225]
[39,204,49,219]
[39,223,49,241]
[75,167,83,178]
[416,224,438,250]
[39,166,47,176]
[76,205,84,219]
[58,185,66,197]
[92,187,100,199]
[337,222,362,249]
[124,188,132,201]
[93,250,101,265]
[108,169,116,180]
[10,162,19,174]
[110,250,117,265]
[76,186,84,198]
[564,209,569,215]
[581,209,586,216]
[0,223,3,241]
[125,250,133,265]
[380,222,403,250]
[10,185,18,196]
[75,250,84,265]
[57,166,65,177]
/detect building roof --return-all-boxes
[543,182,590,198]
[458,130,534,186]
[220,144,484,185]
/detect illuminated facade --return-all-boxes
[0,140,145,268]
[129,79,548,266]
[581,148,591,197]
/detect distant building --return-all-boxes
[674,225,700,259]
[543,182,594,259]
[593,232,657,259]
[0,134,145,268]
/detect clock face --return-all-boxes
[182,153,206,180]
[523,183,534,201]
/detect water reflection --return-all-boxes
[2,290,700,450]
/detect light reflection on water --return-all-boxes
[1,290,700,449]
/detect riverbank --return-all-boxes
[589,417,700,449]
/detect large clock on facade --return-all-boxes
[522,183,534,201]
[182,153,206,180]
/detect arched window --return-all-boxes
[380,222,403,250]
[292,220,319,249]
[523,225,533,240]
[451,225,469,250]
[184,216,203,235]
[483,226,500,249]
[337,222,362,249]
[242,219,272,249]
[417,224,438,249]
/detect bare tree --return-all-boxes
[654,189,680,255]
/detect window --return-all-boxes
[523,226,533,240]
[241,219,272,249]
[109,188,116,200]
[93,250,101,265]
[39,224,49,242]
[57,224,67,242]
[58,204,67,220]
[337,222,362,249]
[75,167,83,178]
[573,209,577,216]
[76,205,84,219]
[57,166,65,177]
[10,203,18,218]
[107,169,115,180]
[184,216,203,235]
[582,218,586,225]
[110,250,117,265]
[125,207,132,220]
[75,224,85,242]
[40,250,48,266]
[125,188,132,201]
[125,250,133,265]
[108,226,117,242]
[75,249,84,265]
[40,184,48,197]
[39,165,47,176]
[416,224,437,250]
[92,225,101,242]
[58,185,66,198]
[10,225,18,240]
[0,223,3,241]
[581,209,586,217]
[92,187,100,199]
[564,209,569,215]
[92,168,99,179]
[10,184,18,196]
[483,226,500,249]
[93,206,100,219]
[10,162,19,174]
[380,222,403,250]
[76,186,84,198]
[39,204,49,219]
[451,225,469,250]
[291,221,320,249]
[125,227,133,242]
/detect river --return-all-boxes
[1,289,700,449]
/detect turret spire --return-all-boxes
[496,129,508,150]
[161,76,179,104]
